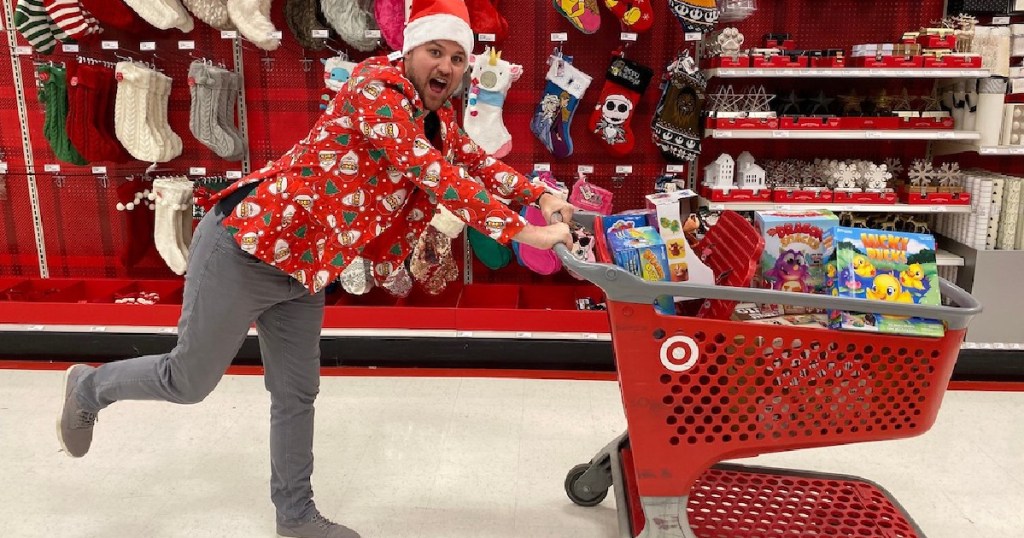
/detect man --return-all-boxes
[55,0,574,536]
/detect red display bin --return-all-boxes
[898,187,972,205]
[772,188,834,203]
[701,187,772,202]
[833,190,899,204]
[750,54,809,68]
[838,116,901,130]
[778,116,840,129]
[706,55,750,68]
[706,117,780,130]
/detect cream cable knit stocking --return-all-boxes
[152,177,189,275]
[123,0,193,31]
[181,0,234,30]
[227,0,281,51]
[115,62,161,162]
[148,71,182,162]
[321,0,379,52]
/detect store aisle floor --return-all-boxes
[1,369,1021,538]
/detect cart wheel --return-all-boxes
[565,463,609,507]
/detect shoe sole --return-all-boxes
[56,364,87,458]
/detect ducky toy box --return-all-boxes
[823,226,944,337]
[606,226,674,315]
[755,209,839,314]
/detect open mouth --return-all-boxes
[428,77,448,95]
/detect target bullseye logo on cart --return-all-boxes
[660,336,699,372]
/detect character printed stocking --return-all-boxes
[668,0,719,33]
[530,54,592,159]
[587,54,652,156]
[464,47,522,158]
[552,0,601,34]
[651,50,706,162]
[340,257,373,294]
[603,0,653,33]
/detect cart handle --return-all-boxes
[551,212,981,330]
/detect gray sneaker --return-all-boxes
[277,513,361,538]
[56,364,98,458]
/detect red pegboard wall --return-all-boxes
[3,0,1021,283]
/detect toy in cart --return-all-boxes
[555,210,981,538]
[825,226,944,337]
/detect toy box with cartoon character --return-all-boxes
[824,226,944,337]
[755,210,839,314]
[606,226,674,315]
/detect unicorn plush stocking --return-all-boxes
[464,47,522,158]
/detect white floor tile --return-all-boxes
[0,369,1020,538]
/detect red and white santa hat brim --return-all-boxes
[402,0,474,56]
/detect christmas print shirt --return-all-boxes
[209,56,542,294]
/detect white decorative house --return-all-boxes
[704,153,736,188]
[736,151,756,173]
[739,163,767,189]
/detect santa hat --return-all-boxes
[402,0,473,56]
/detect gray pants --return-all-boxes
[75,201,327,524]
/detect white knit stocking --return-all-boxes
[227,0,281,51]
[152,177,189,275]
[123,0,194,31]
[150,72,183,162]
[115,62,161,162]
[181,0,233,30]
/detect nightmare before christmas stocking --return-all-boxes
[464,47,522,158]
[651,50,706,162]
[668,0,719,33]
[587,54,653,156]
[603,0,653,33]
[530,54,592,159]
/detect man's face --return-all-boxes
[404,40,467,111]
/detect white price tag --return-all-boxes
[101,40,118,50]
[478,33,496,42]
[15,45,33,55]
[620,32,638,41]
[710,204,726,211]
[980,147,996,155]
[685,32,703,42]
[1010,147,1024,155]
[993,16,1011,25]
[615,165,633,174]
[779,69,796,76]
[364,29,381,39]
[551,32,568,42]
[226,170,243,179]
[456,331,474,338]
[842,205,858,211]
[178,40,195,50]
[667,164,686,173]
[577,165,594,174]
[221,30,238,39]
[91,166,107,174]
[62,44,79,53]
[312,29,330,38]
[777,204,792,210]
[140,41,156,51]
[159,327,177,334]
[44,164,60,173]
[582,333,600,340]
[270,31,283,39]
[716,131,733,138]
[91,326,106,332]
[534,163,551,172]
[387,50,403,61]
[189,167,207,176]
[516,331,533,339]
[772,130,790,138]
[937,131,956,139]
[865,131,883,139]
[27,325,44,331]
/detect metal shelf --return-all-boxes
[700,199,973,214]
[933,142,1024,156]
[707,129,982,140]
[705,67,992,78]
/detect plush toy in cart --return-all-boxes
[824,226,944,337]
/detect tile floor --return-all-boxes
[0,369,1021,537]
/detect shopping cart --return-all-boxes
[554,211,982,538]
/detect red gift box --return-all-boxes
[900,116,954,129]
[918,34,957,49]
[701,187,773,202]
[838,117,901,130]
[772,189,834,203]
[833,190,898,204]
[811,56,846,68]
[923,55,982,69]
[849,55,924,68]
[778,116,841,129]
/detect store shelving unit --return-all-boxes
[705,68,992,78]
[706,129,982,140]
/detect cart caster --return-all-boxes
[565,463,610,507]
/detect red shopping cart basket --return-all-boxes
[558,211,982,538]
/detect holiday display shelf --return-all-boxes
[706,129,982,140]
[700,199,973,213]
[705,67,993,78]
[933,141,1024,156]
